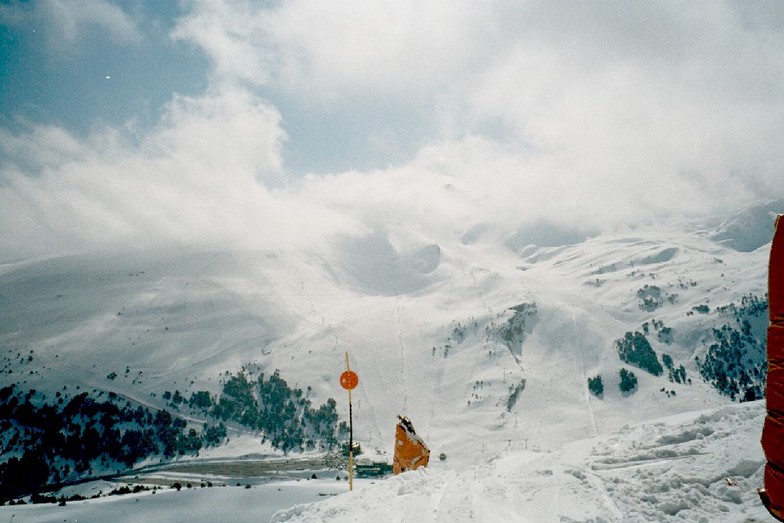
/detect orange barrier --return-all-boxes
[393,416,430,475]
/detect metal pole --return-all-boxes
[345,351,354,491]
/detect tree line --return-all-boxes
[166,369,347,454]
[0,384,226,502]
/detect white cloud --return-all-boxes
[2,1,784,260]
[0,123,92,172]
[171,0,274,87]
[0,87,362,259]
[173,0,492,98]
[0,0,143,58]
[44,0,142,45]
[173,1,784,191]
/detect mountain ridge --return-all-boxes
[0,209,775,483]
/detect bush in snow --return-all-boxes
[619,368,638,394]
[615,331,663,376]
[588,375,604,398]
[695,293,767,402]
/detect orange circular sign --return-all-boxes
[340,370,359,390]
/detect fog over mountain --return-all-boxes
[1,2,783,520]
[2,2,784,263]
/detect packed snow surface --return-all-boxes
[0,402,770,522]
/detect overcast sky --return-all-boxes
[1,1,783,260]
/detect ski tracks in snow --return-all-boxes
[271,452,610,522]
[576,402,770,521]
[571,304,598,438]
[271,402,770,522]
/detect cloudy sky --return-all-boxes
[1,1,783,260]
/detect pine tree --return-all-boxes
[619,368,638,393]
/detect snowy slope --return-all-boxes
[0,219,770,451]
[271,401,770,523]
[0,209,777,520]
[0,402,769,522]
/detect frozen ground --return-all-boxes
[272,401,771,522]
[0,401,770,522]
[0,211,778,521]
[0,478,346,523]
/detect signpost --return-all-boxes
[340,352,359,491]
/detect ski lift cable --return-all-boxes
[395,293,408,412]
[572,304,598,437]
[424,320,451,441]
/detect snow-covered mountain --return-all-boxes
[0,202,780,521]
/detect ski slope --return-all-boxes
[272,402,770,523]
[0,402,770,522]
[0,208,777,521]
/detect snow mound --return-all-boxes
[272,402,769,522]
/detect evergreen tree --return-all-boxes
[615,332,663,376]
[619,368,638,393]
[588,375,604,397]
